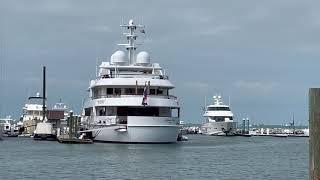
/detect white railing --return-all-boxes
[92,94,177,100]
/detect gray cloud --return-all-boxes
[0,0,319,125]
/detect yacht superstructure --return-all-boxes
[81,20,180,143]
[201,96,237,136]
[0,116,15,135]
[22,95,43,135]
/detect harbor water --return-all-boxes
[0,135,308,180]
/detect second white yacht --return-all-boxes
[201,96,237,136]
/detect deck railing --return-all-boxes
[92,94,177,100]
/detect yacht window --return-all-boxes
[93,89,99,98]
[96,106,107,116]
[150,89,156,95]
[211,116,232,122]
[207,107,230,111]
[106,107,117,116]
[137,88,144,95]
[116,107,178,117]
[107,88,113,95]
[159,107,171,117]
[157,89,163,95]
[84,108,92,116]
[125,88,135,95]
[171,108,180,118]
[114,88,121,95]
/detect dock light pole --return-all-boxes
[309,88,320,179]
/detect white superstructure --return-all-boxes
[0,116,15,134]
[201,96,237,136]
[22,94,44,134]
[81,20,180,143]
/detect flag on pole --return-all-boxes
[141,84,148,106]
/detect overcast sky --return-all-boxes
[0,0,319,125]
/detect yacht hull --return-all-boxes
[202,121,237,136]
[91,126,180,143]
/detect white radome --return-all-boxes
[111,50,126,65]
[136,51,150,65]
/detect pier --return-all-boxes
[57,111,93,144]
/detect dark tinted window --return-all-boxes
[116,107,176,117]
[107,88,113,95]
[207,107,230,111]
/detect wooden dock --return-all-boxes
[57,136,93,144]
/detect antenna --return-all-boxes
[205,96,207,107]
[118,19,145,65]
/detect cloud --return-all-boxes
[199,25,240,36]
[295,43,320,55]
[182,82,210,95]
[233,80,279,94]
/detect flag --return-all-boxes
[141,84,148,106]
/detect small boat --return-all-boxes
[34,122,56,141]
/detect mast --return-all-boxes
[42,66,46,121]
[118,19,144,65]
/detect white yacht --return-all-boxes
[81,20,180,143]
[201,96,237,136]
[0,116,20,137]
[22,94,44,135]
[0,116,14,135]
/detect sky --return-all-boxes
[0,0,319,125]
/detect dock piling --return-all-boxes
[309,88,320,180]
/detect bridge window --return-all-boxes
[96,106,107,116]
[107,88,113,95]
[207,107,230,111]
[84,108,92,116]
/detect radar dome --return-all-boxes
[111,50,126,65]
[136,51,150,65]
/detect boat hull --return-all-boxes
[201,121,237,136]
[90,125,180,143]
[33,134,57,141]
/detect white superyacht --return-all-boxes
[81,20,180,143]
[201,96,237,136]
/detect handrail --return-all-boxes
[99,74,169,80]
[92,94,177,100]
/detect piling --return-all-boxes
[58,111,92,144]
[247,119,250,134]
[242,118,246,134]
[309,88,320,180]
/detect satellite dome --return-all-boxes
[136,51,150,65]
[111,50,126,65]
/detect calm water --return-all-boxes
[0,135,308,180]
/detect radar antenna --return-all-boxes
[118,19,145,65]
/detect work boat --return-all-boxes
[201,96,237,136]
[81,20,180,143]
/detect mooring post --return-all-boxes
[242,118,246,134]
[247,119,250,134]
[309,88,320,180]
[69,111,74,139]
